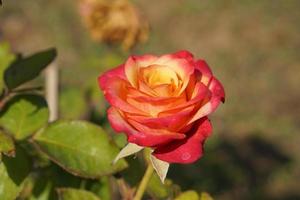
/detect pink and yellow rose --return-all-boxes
[98,50,225,164]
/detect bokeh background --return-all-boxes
[1,0,300,199]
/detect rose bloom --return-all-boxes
[98,50,225,164]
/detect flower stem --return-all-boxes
[133,164,154,200]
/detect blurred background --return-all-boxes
[1,0,300,199]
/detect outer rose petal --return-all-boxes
[98,64,126,90]
[209,77,225,103]
[172,50,195,68]
[195,60,212,78]
[172,50,194,61]
[108,107,185,147]
[188,77,225,124]
[152,118,212,164]
[195,60,213,85]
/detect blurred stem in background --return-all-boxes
[45,63,59,122]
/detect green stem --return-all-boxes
[133,164,154,200]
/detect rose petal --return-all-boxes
[154,54,194,94]
[126,105,195,132]
[127,84,186,104]
[128,119,185,145]
[98,64,126,90]
[209,77,225,103]
[188,77,225,124]
[172,50,194,61]
[124,55,157,88]
[152,118,212,164]
[126,97,164,117]
[107,107,139,134]
[140,64,179,88]
[151,84,173,97]
[126,86,187,116]
[124,56,138,87]
[195,59,213,78]
[108,107,185,147]
[138,79,158,96]
[195,60,213,86]
[101,77,147,115]
[158,82,210,114]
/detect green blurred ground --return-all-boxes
[1,0,300,199]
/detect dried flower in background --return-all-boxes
[78,0,149,51]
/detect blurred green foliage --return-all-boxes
[59,88,86,119]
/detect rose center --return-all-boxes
[141,64,178,87]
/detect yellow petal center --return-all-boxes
[141,64,178,88]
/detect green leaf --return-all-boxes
[59,88,86,119]
[175,190,199,200]
[0,146,31,200]
[33,120,128,178]
[0,130,15,157]
[0,42,15,90]
[4,48,56,90]
[57,188,101,200]
[0,94,49,140]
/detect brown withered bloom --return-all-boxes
[78,0,149,50]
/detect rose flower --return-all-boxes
[98,50,225,181]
